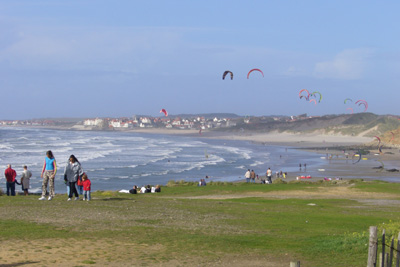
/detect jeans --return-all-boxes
[77,185,83,195]
[246,178,250,183]
[83,190,91,200]
[6,182,15,196]
[68,182,79,198]
[251,178,255,183]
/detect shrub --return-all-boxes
[273,178,287,184]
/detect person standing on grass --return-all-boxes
[4,164,17,196]
[20,165,32,196]
[245,169,251,183]
[64,155,84,201]
[39,150,57,201]
[266,167,272,184]
[82,173,91,201]
[250,170,256,183]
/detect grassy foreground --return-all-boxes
[1,180,400,266]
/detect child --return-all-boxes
[82,173,91,201]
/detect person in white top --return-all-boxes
[266,168,272,184]
[244,169,251,183]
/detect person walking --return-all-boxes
[20,165,32,196]
[245,169,251,183]
[4,164,17,196]
[250,170,256,183]
[39,150,57,201]
[64,155,84,201]
[266,167,272,184]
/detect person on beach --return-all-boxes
[20,165,32,196]
[266,167,272,184]
[245,169,251,183]
[39,150,57,201]
[64,155,84,201]
[82,173,91,201]
[129,185,138,194]
[4,164,17,196]
[250,170,256,183]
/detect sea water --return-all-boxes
[0,127,322,193]
[0,127,397,194]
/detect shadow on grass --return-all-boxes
[0,261,40,267]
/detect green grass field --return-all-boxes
[0,180,399,266]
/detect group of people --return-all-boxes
[3,150,92,201]
[128,185,161,194]
[4,164,32,196]
[244,167,274,184]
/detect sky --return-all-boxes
[0,0,399,120]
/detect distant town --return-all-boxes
[0,113,312,131]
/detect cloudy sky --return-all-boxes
[1,0,399,119]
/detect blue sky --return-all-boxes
[0,0,399,119]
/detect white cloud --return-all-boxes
[314,48,373,80]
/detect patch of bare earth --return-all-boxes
[0,239,287,267]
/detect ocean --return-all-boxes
[0,127,326,193]
[1,127,398,194]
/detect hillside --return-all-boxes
[218,113,400,144]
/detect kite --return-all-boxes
[247,69,264,79]
[344,98,353,104]
[346,107,354,114]
[222,70,233,80]
[160,109,168,117]
[352,150,362,164]
[355,100,368,112]
[373,136,381,146]
[309,99,317,105]
[299,89,310,101]
[311,91,322,103]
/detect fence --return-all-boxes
[368,226,400,267]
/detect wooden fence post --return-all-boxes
[389,237,394,267]
[396,232,400,267]
[368,226,378,267]
[382,229,386,267]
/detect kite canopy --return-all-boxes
[160,109,168,117]
[344,98,353,104]
[222,70,233,80]
[247,69,264,79]
[346,107,354,114]
[355,99,368,112]
[309,99,317,105]
[311,91,322,103]
[299,89,310,101]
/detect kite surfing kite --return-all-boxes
[346,107,354,114]
[222,70,233,80]
[373,136,381,146]
[355,100,368,112]
[311,91,322,103]
[299,89,310,101]
[344,98,353,104]
[309,99,317,105]
[352,150,362,164]
[247,69,264,79]
[160,109,168,117]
